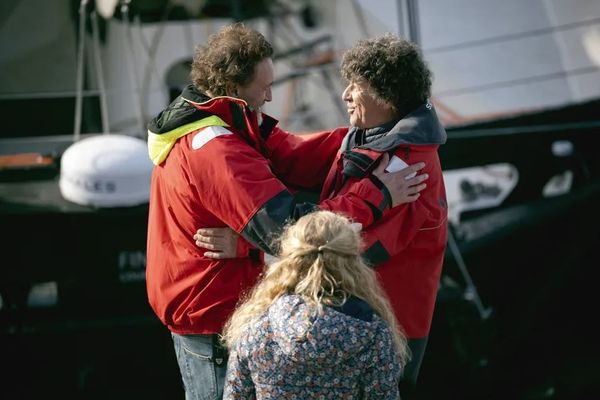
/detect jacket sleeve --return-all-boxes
[223,347,256,399]
[265,126,348,190]
[360,320,402,399]
[318,177,392,228]
[361,148,447,266]
[188,133,390,255]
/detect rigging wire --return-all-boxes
[120,0,145,134]
[73,0,88,142]
[425,17,600,54]
[436,65,600,97]
[91,10,110,135]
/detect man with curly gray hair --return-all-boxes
[263,33,446,394]
[333,34,448,394]
[341,33,432,120]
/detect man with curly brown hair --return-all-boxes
[145,24,427,399]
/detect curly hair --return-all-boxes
[190,23,273,96]
[341,33,432,115]
[221,211,409,364]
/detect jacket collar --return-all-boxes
[342,101,447,153]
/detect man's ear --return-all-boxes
[384,100,398,117]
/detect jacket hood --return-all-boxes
[267,294,383,369]
[148,85,215,135]
[342,101,447,153]
[147,85,275,165]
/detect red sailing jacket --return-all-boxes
[269,102,448,339]
[145,85,394,334]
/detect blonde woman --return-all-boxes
[221,211,408,399]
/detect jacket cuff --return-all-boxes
[368,175,392,211]
[236,237,263,262]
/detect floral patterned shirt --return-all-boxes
[224,294,402,399]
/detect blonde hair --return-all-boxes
[221,210,409,365]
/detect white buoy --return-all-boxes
[59,135,153,207]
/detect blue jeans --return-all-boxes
[172,333,228,400]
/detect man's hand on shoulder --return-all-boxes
[372,153,428,207]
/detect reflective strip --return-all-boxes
[191,125,232,150]
[147,115,229,165]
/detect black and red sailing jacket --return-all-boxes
[146,85,393,334]
[270,102,449,339]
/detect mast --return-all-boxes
[396,0,420,45]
